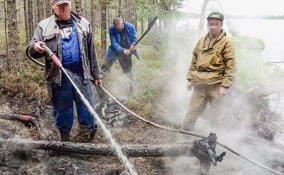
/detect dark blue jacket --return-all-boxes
[106,22,139,60]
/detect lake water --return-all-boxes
[230,19,284,62]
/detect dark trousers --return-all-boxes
[102,55,135,95]
[102,55,134,81]
[51,63,96,133]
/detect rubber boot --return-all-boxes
[60,131,70,142]
[74,125,97,143]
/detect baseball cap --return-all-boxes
[52,0,71,5]
[207,11,224,21]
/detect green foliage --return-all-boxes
[235,49,271,89]
[0,54,48,103]
[135,0,184,21]
[126,44,165,117]
[233,37,284,89]
[232,35,265,51]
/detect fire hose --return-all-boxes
[40,44,138,175]
[99,85,284,175]
[25,46,284,175]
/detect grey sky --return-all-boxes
[181,0,284,16]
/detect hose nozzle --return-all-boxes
[41,44,62,68]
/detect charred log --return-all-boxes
[0,138,196,157]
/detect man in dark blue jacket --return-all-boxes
[102,17,139,94]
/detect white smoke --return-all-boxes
[155,12,284,175]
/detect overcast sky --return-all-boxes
[181,0,284,16]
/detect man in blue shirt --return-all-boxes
[102,17,139,94]
[27,0,102,142]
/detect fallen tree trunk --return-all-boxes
[0,129,13,139]
[0,138,195,157]
[0,112,19,120]
[0,112,36,122]
[0,112,40,128]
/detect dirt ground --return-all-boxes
[0,87,180,175]
[0,87,284,175]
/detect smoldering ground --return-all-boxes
[154,13,284,175]
[1,12,284,175]
[97,12,284,174]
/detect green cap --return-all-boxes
[53,0,71,5]
[207,12,224,21]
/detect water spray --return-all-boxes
[41,44,138,175]
[25,43,284,175]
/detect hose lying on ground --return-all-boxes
[25,46,284,175]
[98,85,284,175]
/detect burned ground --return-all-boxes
[0,84,284,175]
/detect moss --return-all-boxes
[233,36,284,89]
[232,36,265,51]
[125,45,165,118]
[0,47,48,104]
